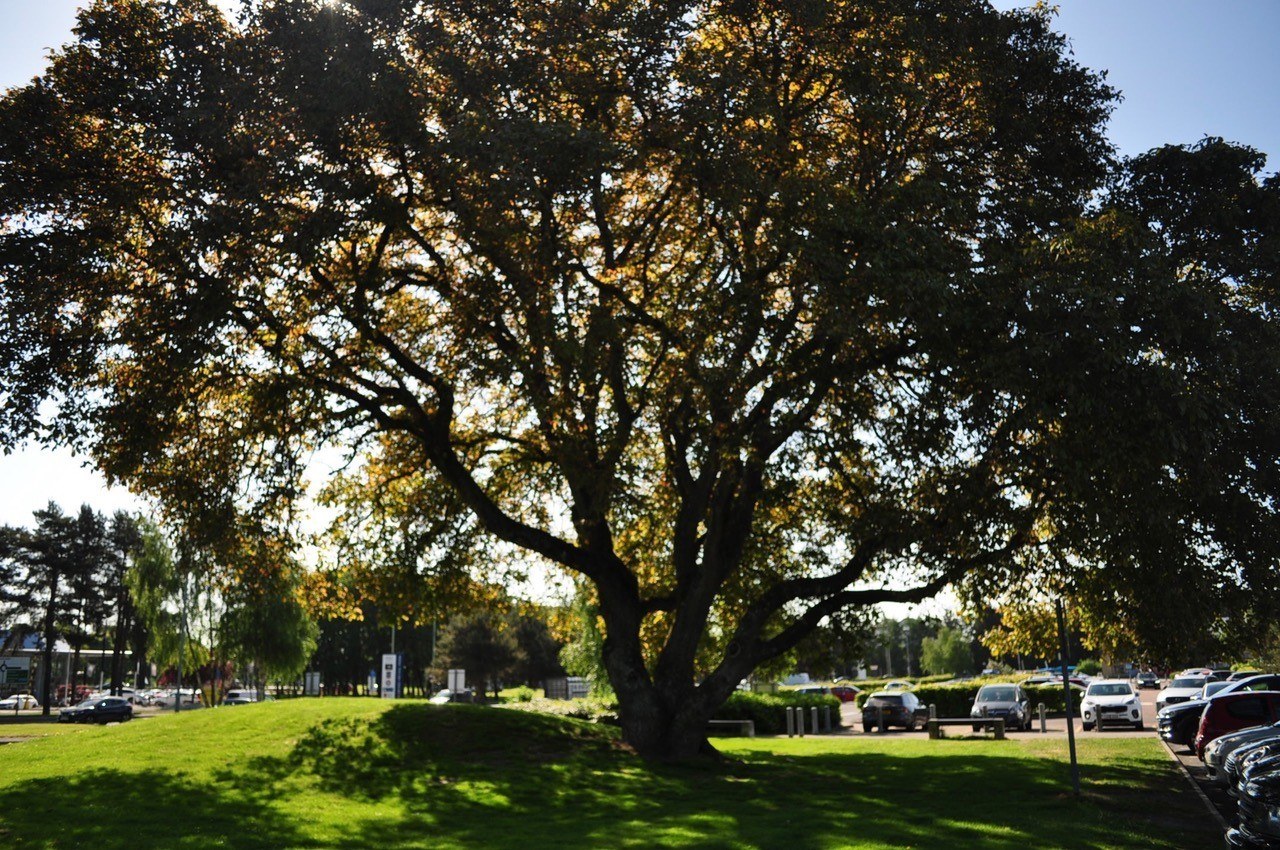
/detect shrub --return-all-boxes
[499,697,619,725]
[1075,659,1103,676]
[505,686,536,703]
[717,692,843,735]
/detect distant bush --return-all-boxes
[499,697,619,725]
[505,686,536,703]
[1075,659,1103,676]
[717,692,843,735]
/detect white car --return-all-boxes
[0,693,39,710]
[1157,675,1209,712]
[1080,679,1144,731]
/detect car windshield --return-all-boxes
[1204,682,1233,698]
[978,687,1017,702]
[1171,677,1207,689]
[1086,683,1133,697]
[866,695,903,707]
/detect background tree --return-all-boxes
[105,512,143,695]
[434,612,518,700]
[0,0,1276,758]
[60,505,111,699]
[221,561,318,699]
[506,608,565,688]
[920,626,974,677]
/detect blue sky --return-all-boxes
[0,0,1277,526]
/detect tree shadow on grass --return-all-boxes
[0,769,312,849]
[216,705,1219,850]
[0,705,1216,849]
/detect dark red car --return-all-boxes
[1195,691,1280,758]
[830,686,862,703]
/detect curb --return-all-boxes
[1161,739,1230,832]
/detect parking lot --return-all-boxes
[833,681,1164,739]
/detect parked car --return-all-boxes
[861,691,929,732]
[829,686,861,703]
[59,695,132,724]
[882,680,913,692]
[1156,675,1208,712]
[969,684,1032,732]
[1135,671,1160,689]
[1160,678,1280,753]
[0,693,39,710]
[1226,758,1280,848]
[1195,691,1280,758]
[1223,738,1280,794]
[152,688,202,708]
[1080,679,1143,731]
[223,688,257,705]
[1231,670,1265,681]
[1204,724,1280,784]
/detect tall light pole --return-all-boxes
[1057,598,1080,797]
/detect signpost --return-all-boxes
[0,657,30,687]
[447,668,466,694]
[381,654,403,699]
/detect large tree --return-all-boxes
[0,0,1277,758]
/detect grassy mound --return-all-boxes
[0,698,1217,849]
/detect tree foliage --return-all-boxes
[434,612,519,699]
[0,0,1276,757]
[919,626,973,677]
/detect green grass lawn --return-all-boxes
[0,698,1218,849]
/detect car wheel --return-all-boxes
[1133,722,1144,731]
[1082,723,1094,732]
[972,724,981,733]
[863,723,873,733]
[906,718,916,732]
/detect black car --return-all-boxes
[1227,759,1280,848]
[1158,700,1206,751]
[76,696,133,724]
[861,691,929,732]
[1135,671,1160,689]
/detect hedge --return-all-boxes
[717,692,843,734]
[854,682,1080,716]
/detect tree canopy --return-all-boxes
[0,0,1277,758]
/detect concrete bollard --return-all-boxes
[812,707,820,735]
[1038,703,1047,734]
[878,707,887,734]
[822,705,831,733]
[797,706,805,737]
[786,706,795,737]
[929,703,937,720]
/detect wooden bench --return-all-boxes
[707,719,756,738]
[927,717,1005,740]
